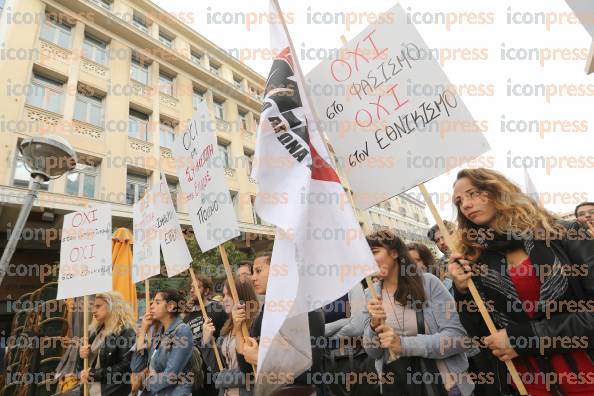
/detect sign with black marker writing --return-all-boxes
[154,172,192,277]
[306,4,490,209]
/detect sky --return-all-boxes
[153,0,594,222]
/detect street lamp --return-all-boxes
[0,136,77,286]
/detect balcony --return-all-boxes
[128,137,153,154]
[24,104,62,130]
[80,57,108,79]
[159,94,179,109]
[72,120,104,140]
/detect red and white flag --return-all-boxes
[251,1,377,393]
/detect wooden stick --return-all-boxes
[83,295,89,396]
[188,269,224,371]
[145,279,150,312]
[418,183,527,395]
[218,245,257,374]
[365,276,398,361]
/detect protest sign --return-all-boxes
[154,172,192,277]
[174,101,240,252]
[132,190,160,283]
[306,4,490,209]
[57,204,112,299]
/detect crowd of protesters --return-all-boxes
[30,168,592,395]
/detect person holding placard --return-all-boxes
[77,292,136,396]
[363,230,474,396]
[202,275,259,396]
[233,251,326,395]
[131,289,194,395]
[449,168,594,396]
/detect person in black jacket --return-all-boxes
[184,273,228,396]
[232,250,325,395]
[78,292,136,396]
[449,168,594,396]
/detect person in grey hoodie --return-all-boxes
[363,230,476,396]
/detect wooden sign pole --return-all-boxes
[82,295,89,396]
[188,269,224,371]
[218,245,257,374]
[418,183,527,395]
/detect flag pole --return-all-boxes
[83,294,89,396]
[218,245,257,374]
[418,183,527,394]
[188,269,225,371]
[270,0,398,361]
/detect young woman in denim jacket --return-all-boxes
[131,289,194,395]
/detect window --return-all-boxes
[132,11,148,33]
[217,143,230,168]
[238,111,248,130]
[159,31,174,48]
[230,191,239,218]
[192,89,204,110]
[210,63,220,76]
[126,173,148,204]
[65,162,98,198]
[130,56,149,85]
[214,99,224,120]
[233,75,242,89]
[159,72,174,96]
[251,196,261,225]
[12,151,49,191]
[244,150,253,175]
[253,117,260,130]
[74,89,104,127]
[26,74,64,114]
[0,0,5,14]
[160,122,175,149]
[129,109,149,141]
[399,207,406,216]
[190,50,202,66]
[82,33,108,65]
[88,0,112,11]
[167,181,178,210]
[40,14,72,48]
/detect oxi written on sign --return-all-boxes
[57,204,113,299]
[306,4,489,209]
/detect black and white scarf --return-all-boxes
[474,230,568,328]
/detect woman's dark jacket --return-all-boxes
[76,326,136,396]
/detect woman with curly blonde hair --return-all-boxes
[78,292,136,396]
[449,168,594,396]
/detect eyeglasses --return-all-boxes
[577,209,594,217]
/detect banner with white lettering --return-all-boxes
[306,4,490,209]
[57,204,112,299]
[173,101,240,252]
[154,172,192,277]
[132,190,160,283]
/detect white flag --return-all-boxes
[251,1,377,393]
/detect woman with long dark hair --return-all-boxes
[364,230,474,396]
[131,289,194,395]
[449,168,594,396]
[408,243,437,274]
[78,292,136,396]
[202,275,259,396]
